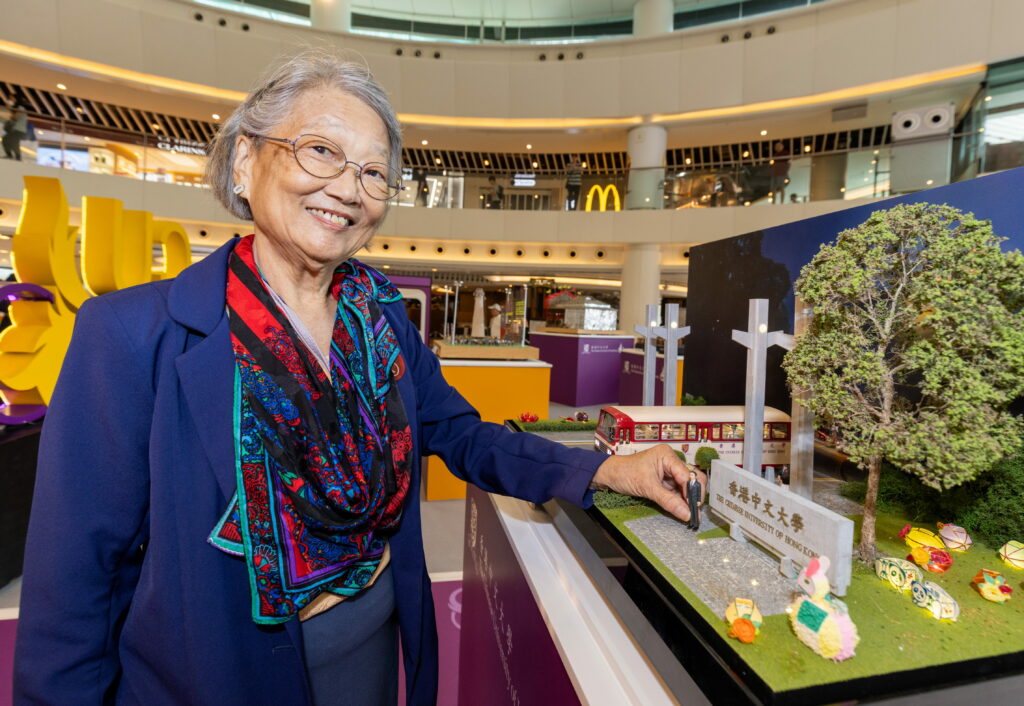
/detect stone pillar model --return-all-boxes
[310,0,352,32]
[471,288,486,338]
[789,296,815,499]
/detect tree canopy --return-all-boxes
[783,203,1024,556]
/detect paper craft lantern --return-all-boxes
[789,556,859,661]
[899,524,946,551]
[936,522,972,552]
[907,546,953,574]
[972,569,1013,603]
[910,580,960,622]
[725,598,763,643]
[874,556,923,592]
[998,540,1024,569]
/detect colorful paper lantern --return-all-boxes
[972,569,1013,603]
[936,522,972,552]
[899,524,946,551]
[907,546,953,574]
[910,580,960,622]
[789,556,859,661]
[998,540,1024,569]
[874,556,922,592]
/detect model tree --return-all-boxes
[783,203,1024,561]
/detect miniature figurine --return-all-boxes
[899,524,946,551]
[936,522,972,552]
[907,546,953,574]
[911,580,960,621]
[998,540,1024,569]
[686,469,702,530]
[788,556,859,661]
[575,411,589,422]
[874,556,923,593]
[725,598,762,644]
[972,569,1013,603]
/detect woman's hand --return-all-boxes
[591,445,700,522]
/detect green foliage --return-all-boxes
[592,489,656,510]
[519,419,598,432]
[839,435,1024,547]
[784,203,1024,491]
[679,393,707,406]
[694,446,720,471]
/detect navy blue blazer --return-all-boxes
[14,239,604,705]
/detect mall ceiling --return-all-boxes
[347,0,708,23]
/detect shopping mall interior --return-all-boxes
[2,0,1024,704]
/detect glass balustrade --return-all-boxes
[0,116,994,212]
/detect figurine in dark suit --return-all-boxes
[687,469,702,530]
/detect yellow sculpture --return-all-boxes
[0,176,190,412]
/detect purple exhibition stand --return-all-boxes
[458,485,580,706]
[618,348,684,406]
[530,332,633,407]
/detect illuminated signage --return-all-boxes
[512,173,536,187]
[0,176,190,420]
[156,137,207,155]
[584,183,622,212]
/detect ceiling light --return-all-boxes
[83,137,90,141]
[926,179,934,185]
[532,161,538,167]
[840,187,846,192]
[742,150,749,158]
[684,157,692,164]
[581,162,587,168]
[56,82,67,90]
[151,123,161,130]
[483,159,490,166]
[874,149,880,155]
[759,129,767,136]
[434,157,441,164]
[526,144,532,149]
[421,139,428,145]
[985,95,993,102]
[212,113,220,120]
[803,145,811,152]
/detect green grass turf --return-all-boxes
[598,502,1024,694]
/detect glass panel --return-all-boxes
[662,423,685,440]
[686,423,698,440]
[764,422,789,440]
[634,423,660,441]
[721,423,744,440]
[596,411,617,441]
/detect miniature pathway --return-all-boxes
[623,478,865,619]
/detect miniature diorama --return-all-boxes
[557,201,1024,703]
[430,281,540,359]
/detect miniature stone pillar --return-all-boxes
[732,299,793,476]
[471,288,486,338]
[650,303,690,405]
[633,304,660,406]
[789,295,814,499]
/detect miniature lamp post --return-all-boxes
[441,286,450,341]
[450,280,463,344]
[520,282,530,346]
[732,299,793,478]
[633,304,660,406]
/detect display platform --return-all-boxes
[424,359,551,501]
[472,424,1024,706]
[530,331,634,407]
[618,348,684,405]
[431,340,540,360]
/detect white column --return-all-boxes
[633,0,673,37]
[626,124,666,210]
[789,295,815,499]
[310,0,352,32]
[620,243,661,338]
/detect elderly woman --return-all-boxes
[14,50,695,706]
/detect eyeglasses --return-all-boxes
[249,133,402,201]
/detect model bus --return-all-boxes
[594,405,791,473]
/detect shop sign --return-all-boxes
[709,459,854,595]
[584,184,621,212]
[512,173,536,187]
[156,137,207,155]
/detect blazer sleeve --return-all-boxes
[14,295,153,705]
[386,304,604,508]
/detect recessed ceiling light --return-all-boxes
[926,179,934,185]
[212,113,220,120]
[56,83,67,90]
[483,159,490,166]
[985,95,993,102]
[803,145,811,152]
[684,157,692,164]
[526,144,532,149]
[760,129,767,136]
[151,123,161,130]
[531,161,538,168]
[75,107,83,113]
[434,157,441,164]
[421,139,428,145]
[581,162,587,168]
[84,137,90,141]
[742,150,750,158]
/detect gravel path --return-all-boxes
[623,477,864,619]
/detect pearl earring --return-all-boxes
[232,184,245,195]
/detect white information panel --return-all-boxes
[708,460,854,595]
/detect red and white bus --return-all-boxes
[594,405,791,473]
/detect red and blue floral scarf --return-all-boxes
[209,235,413,624]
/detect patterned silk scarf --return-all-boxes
[209,235,413,624]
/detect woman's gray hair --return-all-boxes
[205,48,402,221]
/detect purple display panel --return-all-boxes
[531,333,632,407]
[397,579,461,706]
[0,619,14,706]
[618,349,681,406]
[388,275,432,344]
[458,486,580,706]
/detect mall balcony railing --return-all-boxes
[2,117,988,212]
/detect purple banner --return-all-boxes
[531,333,633,407]
[458,485,580,706]
[618,349,682,406]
